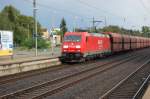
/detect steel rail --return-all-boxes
[132,74,150,99]
[0,54,137,99]
[31,55,142,99]
[100,59,150,99]
[0,49,140,85]
[0,52,135,85]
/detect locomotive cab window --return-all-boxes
[64,35,81,42]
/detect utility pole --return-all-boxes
[104,16,107,27]
[50,28,54,56]
[92,17,102,32]
[92,17,95,31]
[33,0,38,56]
[73,16,78,32]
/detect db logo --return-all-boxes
[98,40,103,45]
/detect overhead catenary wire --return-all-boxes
[138,0,150,15]
[138,0,150,26]
[24,0,125,22]
[23,0,90,19]
[74,0,135,28]
[75,0,123,19]
[23,0,94,29]
[23,0,138,29]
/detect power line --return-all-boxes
[75,0,133,28]
[139,0,150,15]
[92,17,103,31]
[23,0,133,29]
[75,0,123,19]
[24,0,94,29]
[23,0,89,18]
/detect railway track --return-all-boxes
[0,53,142,99]
[133,74,150,99]
[0,64,70,85]
[100,59,150,99]
[0,51,136,85]
[0,54,124,85]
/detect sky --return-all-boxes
[0,0,150,31]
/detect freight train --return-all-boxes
[60,32,150,62]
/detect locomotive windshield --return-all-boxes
[64,35,81,42]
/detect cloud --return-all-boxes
[1,0,150,30]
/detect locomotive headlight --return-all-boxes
[76,45,81,48]
[63,45,68,48]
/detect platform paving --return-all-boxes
[0,47,61,65]
[142,85,150,99]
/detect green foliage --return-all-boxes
[56,30,62,35]
[51,29,61,35]
[99,25,146,37]
[14,26,28,45]
[1,5,20,22]
[101,25,122,33]
[142,26,149,33]
[75,25,149,37]
[37,38,50,49]
[142,26,150,37]
[0,5,49,49]
[60,18,67,37]
[0,12,13,30]
[22,38,50,49]
[22,38,34,49]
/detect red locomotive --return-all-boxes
[60,32,150,62]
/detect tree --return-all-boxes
[101,25,122,33]
[142,26,149,33]
[0,13,13,30]
[1,5,20,22]
[60,18,67,40]
[142,26,150,37]
[0,5,48,48]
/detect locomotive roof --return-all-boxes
[89,32,108,37]
[65,32,109,37]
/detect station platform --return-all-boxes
[0,47,61,76]
[142,85,150,99]
[0,54,60,65]
[0,47,61,65]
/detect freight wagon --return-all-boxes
[60,32,150,62]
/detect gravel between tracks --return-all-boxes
[0,48,149,98]
[103,62,150,99]
[45,49,150,99]
[0,51,136,96]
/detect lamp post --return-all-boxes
[33,0,38,56]
[50,29,54,56]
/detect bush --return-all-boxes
[37,38,50,49]
[22,38,50,49]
